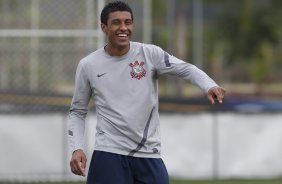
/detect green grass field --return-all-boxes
[1,179,282,184]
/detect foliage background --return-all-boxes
[152,0,282,98]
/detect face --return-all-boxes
[101,11,133,50]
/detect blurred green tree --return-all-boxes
[214,0,279,94]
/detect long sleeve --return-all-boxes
[68,61,92,154]
[150,46,218,93]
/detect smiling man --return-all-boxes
[68,1,225,184]
[101,10,133,56]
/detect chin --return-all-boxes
[116,41,130,48]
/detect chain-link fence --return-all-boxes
[1,1,282,182]
[0,0,150,113]
[0,0,151,181]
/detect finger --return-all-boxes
[79,158,87,177]
[71,158,85,176]
[214,91,223,103]
[214,92,223,103]
[217,95,223,103]
[73,157,86,176]
[217,88,226,103]
[70,160,81,175]
[75,159,85,176]
[207,87,218,104]
[220,88,226,97]
[208,93,215,104]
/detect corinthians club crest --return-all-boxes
[129,61,146,79]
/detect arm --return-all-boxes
[152,47,225,103]
[68,61,91,176]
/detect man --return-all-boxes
[68,1,225,184]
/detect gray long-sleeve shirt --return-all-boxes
[68,42,218,158]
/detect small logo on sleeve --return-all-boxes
[129,61,146,80]
[68,130,73,136]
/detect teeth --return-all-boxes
[118,34,127,37]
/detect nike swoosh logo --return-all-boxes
[97,73,106,77]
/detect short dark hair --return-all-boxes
[100,1,133,25]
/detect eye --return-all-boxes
[125,20,132,25]
[112,20,120,25]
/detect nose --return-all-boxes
[119,22,127,31]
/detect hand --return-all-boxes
[70,149,87,177]
[207,86,226,104]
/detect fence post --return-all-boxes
[212,112,219,179]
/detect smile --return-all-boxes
[117,33,128,37]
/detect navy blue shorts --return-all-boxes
[87,151,169,184]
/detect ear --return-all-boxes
[101,23,107,34]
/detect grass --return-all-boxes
[171,179,282,184]
[1,179,282,184]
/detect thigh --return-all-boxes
[133,157,169,184]
[87,151,133,184]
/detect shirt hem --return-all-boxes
[94,146,162,158]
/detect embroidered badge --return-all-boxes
[129,61,146,79]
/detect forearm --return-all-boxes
[68,61,91,153]
[181,64,218,93]
[158,60,218,93]
[68,111,86,153]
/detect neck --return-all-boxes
[105,43,130,56]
